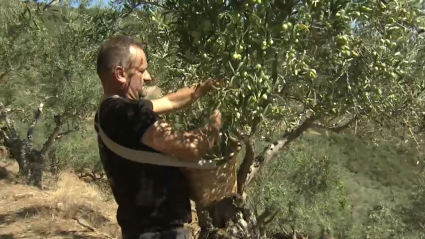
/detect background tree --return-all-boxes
[0,0,110,187]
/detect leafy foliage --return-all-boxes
[2,0,425,238]
[157,0,425,140]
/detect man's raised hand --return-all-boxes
[194,79,225,99]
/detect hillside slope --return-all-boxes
[0,160,120,239]
[250,130,425,238]
[0,159,201,239]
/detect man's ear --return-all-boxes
[114,66,127,83]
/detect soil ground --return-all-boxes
[0,159,200,239]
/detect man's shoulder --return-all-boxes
[100,96,154,112]
[96,97,156,124]
[94,96,160,149]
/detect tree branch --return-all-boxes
[243,117,318,187]
[139,0,163,8]
[40,114,64,157]
[257,208,279,227]
[237,139,255,195]
[310,112,365,134]
[54,128,78,141]
[42,0,57,11]
[0,103,19,140]
[310,115,357,133]
[0,103,27,173]
[0,128,10,143]
[26,103,43,144]
[264,212,279,225]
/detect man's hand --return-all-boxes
[150,78,224,115]
[194,79,223,99]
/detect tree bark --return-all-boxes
[40,114,64,157]
[197,197,265,239]
[0,103,27,174]
[236,139,255,195]
[23,103,44,187]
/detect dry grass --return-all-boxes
[0,159,120,239]
[0,159,201,239]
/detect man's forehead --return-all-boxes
[129,45,147,67]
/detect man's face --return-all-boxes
[122,45,152,100]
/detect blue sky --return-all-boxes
[74,0,110,8]
[35,0,111,8]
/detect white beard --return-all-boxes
[142,86,163,100]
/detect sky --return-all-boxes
[35,0,111,8]
[72,0,110,8]
[88,0,110,7]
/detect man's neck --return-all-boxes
[102,89,138,101]
[102,93,121,100]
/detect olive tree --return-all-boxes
[138,0,425,238]
[0,0,57,186]
[0,0,111,188]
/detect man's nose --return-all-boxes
[143,71,152,81]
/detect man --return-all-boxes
[94,35,224,239]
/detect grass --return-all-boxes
[0,160,120,239]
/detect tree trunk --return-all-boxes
[25,150,44,188]
[49,148,59,175]
[195,195,286,239]
[0,133,46,188]
[196,197,264,239]
[0,103,74,189]
[193,117,320,239]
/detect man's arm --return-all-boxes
[150,79,220,114]
[141,109,222,161]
